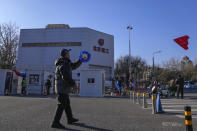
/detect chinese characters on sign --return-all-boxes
[93,38,109,53]
[93,46,109,53]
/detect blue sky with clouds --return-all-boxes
[0,0,197,66]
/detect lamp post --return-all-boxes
[152,50,161,81]
[127,26,133,80]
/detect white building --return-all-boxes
[16,24,114,94]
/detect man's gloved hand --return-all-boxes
[79,51,91,63]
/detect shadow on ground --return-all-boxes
[72,123,113,131]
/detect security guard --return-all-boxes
[51,49,82,129]
[21,78,27,96]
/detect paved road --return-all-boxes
[146,96,197,118]
[0,92,196,131]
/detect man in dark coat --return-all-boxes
[51,49,82,129]
[45,79,51,95]
[176,75,184,99]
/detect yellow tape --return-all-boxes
[185,111,192,116]
[185,120,192,125]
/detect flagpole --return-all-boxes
[152,50,161,82]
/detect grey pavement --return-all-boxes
[0,92,196,131]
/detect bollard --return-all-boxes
[5,89,9,96]
[143,93,147,108]
[130,91,132,100]
[152,94,156,114]
[137,92,141,104]
[184,106,193,131]
[133,91,136,103]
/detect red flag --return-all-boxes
[174,35,189,50]
[12,70,21,76]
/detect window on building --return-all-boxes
[22,42,81,47]
[29,74,39,85]
[88,78,95,84]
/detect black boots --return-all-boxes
[68,118,79,124]
[51,122,65,129]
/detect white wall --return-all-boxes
[16,27,114,94]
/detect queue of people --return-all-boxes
[112,73,185,99]
[20,78,53,96]
[149,74,185,99]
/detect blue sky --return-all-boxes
[0,0,197,66]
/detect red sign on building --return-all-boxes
[98,39,104,46]
[93,39,109,54]
[93,46,109,53]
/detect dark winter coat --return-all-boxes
[176,77,184,88]
[55,57,82,94]
[45,79,51,88]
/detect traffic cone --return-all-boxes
[156,93,164,113]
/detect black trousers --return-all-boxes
[46,87,50,95]
[21,87,26,95]
[53,94,73,123]
[177,87,184,98]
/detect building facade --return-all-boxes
[16,24,114,94]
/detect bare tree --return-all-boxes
[114,55,147,85]
[180,55,193,70]
[0,22,19,69]
[162,57,180,71]
[193,58,197,66]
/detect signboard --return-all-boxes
[93,39,109,54]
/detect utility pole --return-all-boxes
[127,26,133,80]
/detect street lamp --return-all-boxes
[127,26,133,80]
[152,50,161,81]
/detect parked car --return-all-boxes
[159,85,168,97]
[184,81,194,88]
